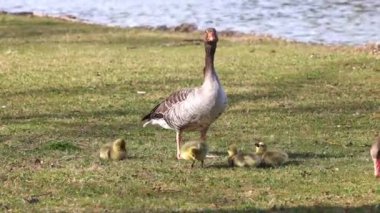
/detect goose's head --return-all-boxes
[204,28,218,44]
[255,142,267,155]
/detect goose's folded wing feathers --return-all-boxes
[142,88,193,121]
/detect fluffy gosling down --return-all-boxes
[180,141,209,168]
[255,142,288,167]
[227,145,261,167]
[99,138,127,161]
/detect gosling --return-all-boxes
[181,141,208,168]
[99,138,127,161]
[370,136,380,178]
[255,142,288,167]
[227,145,261,168]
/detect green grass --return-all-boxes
[0,14,379,212]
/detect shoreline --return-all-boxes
[1,10,379,54]
[0,10,274,37]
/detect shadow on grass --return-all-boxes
[0,110,142,141]
[227,59,377,114]
[206,162,231,169]
[283,159,303,166]
[193,148,344,169]
[205,151,343,169]
[227,65,334,105]
[2,108,138,122]
[0,85,111,98]
[227,99,377,115]
[52,120,138,138]
[0,77,199,100]
[183,204,380,213]
[228,89,285,104]
[209,150,228,156]
[206,160,302,169]
[126,155,146,160]
[288,152,345,159]
[0,135,12,142]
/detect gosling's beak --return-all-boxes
[254,143,260,147]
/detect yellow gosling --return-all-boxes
[181,141,208,168]
[255,142,288,167]
[99,138,127,161]
[227,145,261,167]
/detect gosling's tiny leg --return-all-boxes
[191,161,195,168]
[201,160,204,168]
[228,160,234,167]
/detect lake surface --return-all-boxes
[1,0,380,45]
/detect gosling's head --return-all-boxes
[113,139,126,151]
[255,142,267,154]
[228,144,238,157]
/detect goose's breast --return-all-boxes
[195,86,227,121]
[171,86,227,130]
[210,87,227,118]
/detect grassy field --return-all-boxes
[0,14,379,212]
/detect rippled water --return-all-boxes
[1,0,380,44]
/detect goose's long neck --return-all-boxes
[203,43,217,83]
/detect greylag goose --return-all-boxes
[142,28,227,159]
[370,136,380,178]
[255,142,288,167]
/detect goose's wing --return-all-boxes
[142,88,193,121]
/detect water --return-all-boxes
[1,0,380,45]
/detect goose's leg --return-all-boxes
[176,131,183,160]
[200,127,217,159]
[200,128,208,142]
[374,160,377,176]
[374,159,380,177]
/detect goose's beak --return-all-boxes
[206,32,216,42]
[204,28,218,43]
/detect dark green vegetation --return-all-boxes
[0,14,379,212]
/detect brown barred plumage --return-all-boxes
[141,88,193,127]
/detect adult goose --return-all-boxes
[142,28,227,159]
[370,136,380,178]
